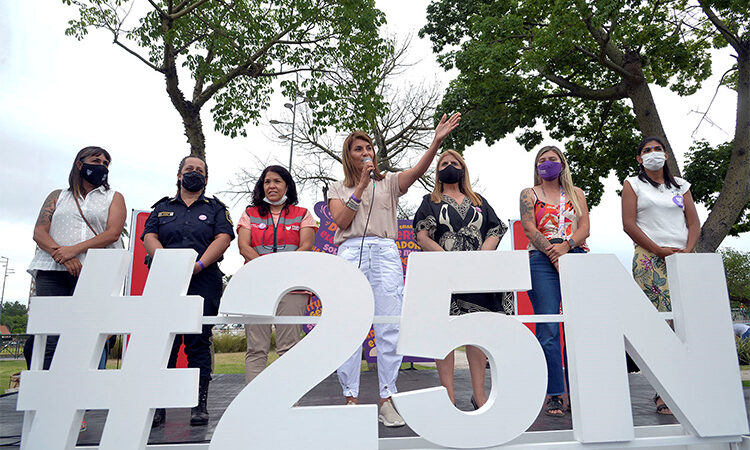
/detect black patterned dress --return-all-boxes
[413,193,509,314]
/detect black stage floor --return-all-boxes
[2,369,749,448]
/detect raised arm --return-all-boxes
[398,113,461,193]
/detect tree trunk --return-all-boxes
[181,105,207,159]
[161,16,207,159]
[696,49,750,253]
[623,51,682,177]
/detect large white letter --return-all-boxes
[561,253,748,443]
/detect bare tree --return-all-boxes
[230,37,443,202]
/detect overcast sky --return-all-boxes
[0,1,747,305]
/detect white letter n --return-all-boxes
[560,253,747,443]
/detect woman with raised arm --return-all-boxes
[237,165,316,385]
[413,149,507,410]
[519,145,590,417]
[621,136,699,415]
[142,155,235,428]
[328,112,461,427]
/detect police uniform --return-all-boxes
[141,194,235,379]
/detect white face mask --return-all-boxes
[263,194,288,206]
[641,152,666,171]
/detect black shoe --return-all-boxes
[152,408,166,428]
[190,377,210,426]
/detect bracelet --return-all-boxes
[345,198,360,211]
[197,260,205,270]
[350,194,361,203]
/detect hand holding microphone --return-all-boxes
[362,157,376,180]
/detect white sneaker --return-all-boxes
[378,400,405,427]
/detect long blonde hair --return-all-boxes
[533,145,583,217]
[341,131,385,187]
[430,150,482,206]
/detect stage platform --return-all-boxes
[2,369,749,448]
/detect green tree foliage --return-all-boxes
[719,247,750,306]
[421,0,712,206]
[688,0,750,251]
[62,0,390,159]
[421,0,750,252]
[1,301,28,333]
[685,141,749,235]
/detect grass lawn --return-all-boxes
[212,352,436,374]
[0,360,25,395]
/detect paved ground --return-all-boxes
[3,368,749,448]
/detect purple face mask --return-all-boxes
[537,160,562,181]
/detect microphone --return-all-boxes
[363,157,375,179]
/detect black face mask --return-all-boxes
[181,171,206,192]
[80,163,109,187]
[438,165,464,184]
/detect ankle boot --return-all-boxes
[190,377,210,426]
[152,408,166,428]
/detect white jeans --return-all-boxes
[336,237,403,399]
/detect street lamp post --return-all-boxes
[0,256,10,325]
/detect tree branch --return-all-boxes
[698,0,743,53]
[194,18,305,107]
[170,0,210,20]
[113,35,165,73]
[147,0,171,20]
[538,69,628,100]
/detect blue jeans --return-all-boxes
[528,248,585,396]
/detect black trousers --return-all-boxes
[167,267,222,379]
[24,271,78,370]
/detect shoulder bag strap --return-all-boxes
[73,194,99,237]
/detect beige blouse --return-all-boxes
[328,172,406,246]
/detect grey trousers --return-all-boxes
[244,292,309,384]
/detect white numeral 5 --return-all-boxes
[210,252,378,449]
[393,251,547,448]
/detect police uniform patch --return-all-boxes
[225,210,233,226]
[158,211,174,217]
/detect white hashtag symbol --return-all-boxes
[17,249,203,449]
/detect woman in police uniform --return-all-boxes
[141,155,234,427]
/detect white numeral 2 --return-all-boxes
[210,252,378,449]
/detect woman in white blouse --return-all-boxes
[621,136,700,415]
[26,146,126,370]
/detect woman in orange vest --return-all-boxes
[237,165,317,384]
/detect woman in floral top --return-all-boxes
[413,149,507,409]
[519,145,590,417]
[621,136,700,414]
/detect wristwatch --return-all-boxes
[567,237,576,249]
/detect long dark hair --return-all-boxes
[176,155,208,196]
[68,146,111,198]
[636,136,681,189]
[251,165,299,217]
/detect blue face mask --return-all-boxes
[181,171,206,192]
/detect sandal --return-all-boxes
[653,394,672,415]
[544,395,564,417]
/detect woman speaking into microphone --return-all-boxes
[328,112,461,427]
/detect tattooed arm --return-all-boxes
[519,188,552,256]
[33,190,62,254]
